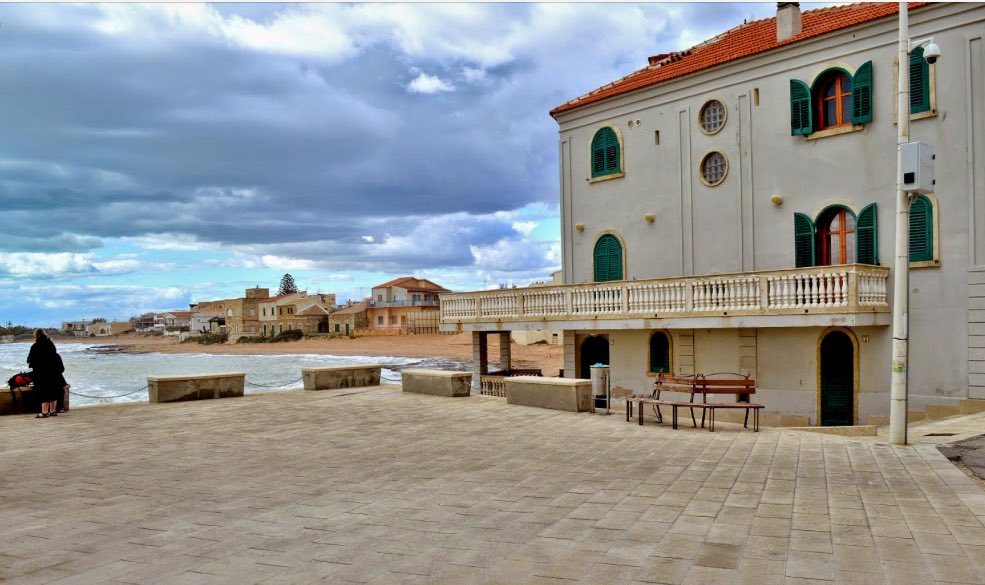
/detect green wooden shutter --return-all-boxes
[591,128,620,177]
[649,332,670,373]
[789,79,813,136]
[910,47,931,114]
[794,213,816,268]
[909,195,933,262]
[851,61,873,124]
[594,235,623,282]
[856,203,878,265]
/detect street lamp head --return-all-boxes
[923,41,941,64]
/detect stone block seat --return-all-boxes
[147,372,245,403]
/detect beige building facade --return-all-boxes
[367,277,448,332]
[441,3,985,426]
[329,301,368,336]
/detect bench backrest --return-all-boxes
[653,374,756,397]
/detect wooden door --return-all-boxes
[820,331,855,426]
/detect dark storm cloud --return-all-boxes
[0,3,777,273]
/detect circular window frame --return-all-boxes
[698,99,727,135]
[699,151,729,187]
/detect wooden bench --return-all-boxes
[626,374,763,432]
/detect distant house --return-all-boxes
[190,300,227,335]
[162,311,192,329]
[86,322,112,337]
[329,301,368,336]
[130,313,164,331]
[366,277,449,332]
[223,287,269,338]
[61,321,90,337]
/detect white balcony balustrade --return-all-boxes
[440,265,890,331]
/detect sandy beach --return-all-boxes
[61,332,564,375]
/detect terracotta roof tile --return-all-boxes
[551,2,926,117]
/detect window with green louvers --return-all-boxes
[851,61,873,124]
[789,80,813,136]
[794,213,816,268]
[910,47,931,114]
[591,127,620,177]
[909,195,933,262]
[593,234,623,282]
[856,203,878,265]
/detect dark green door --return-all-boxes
[820,331,854,426]
[580,336,609,379]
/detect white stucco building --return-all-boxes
[441,2,985,426]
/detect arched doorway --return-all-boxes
[580,336,610,379]
[819,330,856,426]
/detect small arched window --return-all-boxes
[815,70,853,130]
[591,127,621,178]
[593,234,623,282]
[649,332,671,374]
[909,195,934,262]
[817,206,856,265]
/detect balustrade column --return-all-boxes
[848,271,859,309]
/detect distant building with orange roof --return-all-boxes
[367,277,449,332]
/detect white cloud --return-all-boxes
[407,73,455,94]
[260,254,316,271]
[0,252,94,276]
[92,259,142,274]
[512,221,537,237]
[361,235,375,243]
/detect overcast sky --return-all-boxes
[0,2,781,326]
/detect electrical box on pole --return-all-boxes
[900,142,936,194]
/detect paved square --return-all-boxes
[3,387,985,584]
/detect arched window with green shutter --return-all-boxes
[910,47,931,114]
[591,127,621,178]
[593,234,623,282]
[794,213,816,268]
[851,61,873,124]
[856,203,878,265]
[789,80,813,136]
[649,331,671,373]
[909,195,933,262]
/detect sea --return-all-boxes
[0,342,470,407]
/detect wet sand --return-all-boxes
[60,332,564,375]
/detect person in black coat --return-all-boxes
[27,329,64,418]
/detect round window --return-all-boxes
[699,99,727,134]
[700,151,728,186]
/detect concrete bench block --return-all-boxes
[0,386,37,415]
[302,365,381,391]
[401,369,471,397]
[505,376,593,412]
[147,373,245,403]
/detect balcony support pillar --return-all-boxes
[471,332,488,394]
[499,332,512,372]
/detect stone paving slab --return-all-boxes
[2,387,985,584]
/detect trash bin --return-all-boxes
[590,364,609,410]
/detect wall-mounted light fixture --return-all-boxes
[770,195,783,206]
[575,223,585,232]
[644,213,655,223]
